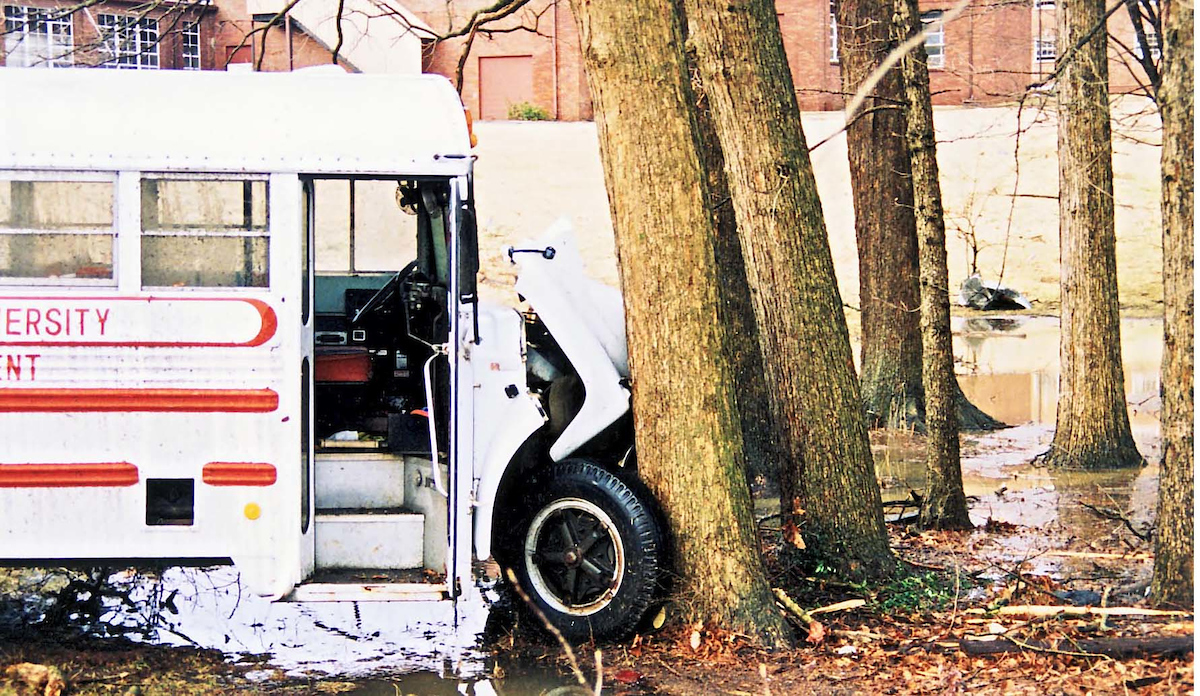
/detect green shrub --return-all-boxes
[507,101,551,121]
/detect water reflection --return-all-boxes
[954,315,1162,437]
[881,315,1161,570]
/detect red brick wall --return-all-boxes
[778,0,844,111]
[408,0,591,120]
[925,0,1033,105]
[208,0,353,73]
[0,0,211,69]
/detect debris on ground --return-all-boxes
[959,273,1033,310]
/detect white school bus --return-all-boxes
[0,68,663,641]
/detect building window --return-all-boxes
[98,14,159,69]
[921,11,946,69]
[141,177,269,288]
[829,0,839,64]
[3,5,73,68]
[1035,38,1057,62]
[1034,0,1056,8]
[1134,30,1161,60]
[0,177,116,284]
[181,21,201,70]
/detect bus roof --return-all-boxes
[0,68,473,177]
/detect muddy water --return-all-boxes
[878,315,1162,577]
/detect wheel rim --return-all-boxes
[523,497,625,616]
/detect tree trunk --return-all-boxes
[568,0,791,647]
[1044,0,1144,470]
[836,0,924,430]
[679,0,892,578]
[896,0,972,531]
[1150,0,1193,609]
[835,0,1002,434]
[686,45,786,488]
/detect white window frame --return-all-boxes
[181,21,201,70]
[920,11,946,70]
[98,13,159,70]
[1035,38,1057,62]
[829,0,839,64]
[0,170,119,288]
[3,5,73,68]
[1133,30,1162,61]
[139,173,271,291]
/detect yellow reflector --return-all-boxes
[244,502,262,520]
[464,107,478,148]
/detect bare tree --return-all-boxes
[684,44,785,488]
[1042,0,1144,470]
[895,0,971,530]
[566,0,792,647]
[680,0,892,579]
[1149,0,1192,608]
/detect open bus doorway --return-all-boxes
[299,176,456,595]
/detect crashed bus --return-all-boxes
[0,68,663,641]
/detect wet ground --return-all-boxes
[0,315,1171,695]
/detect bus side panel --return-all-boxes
[0,300,299,596]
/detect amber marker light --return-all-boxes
[244,502,262,520]
[464,107,478,148]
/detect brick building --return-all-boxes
[1,0,1161,117]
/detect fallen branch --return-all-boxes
[1043,550,1153,561]
[967,605,1191,619]
[773,589,826,643]
[505,568,589,687]
[810,599,867,615]
[1078,502,1152,542]
[960,634,1194,658]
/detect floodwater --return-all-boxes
[4,315,1164,693]
[878,314,1162,577]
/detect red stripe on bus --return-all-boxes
[0,462,139,487]
[244,299,279,347]
[202,462,277,486]
[0,388,279,412]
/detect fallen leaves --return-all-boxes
[3,662,67,696]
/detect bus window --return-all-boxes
[140,177,269,288]
[0,177,115,282]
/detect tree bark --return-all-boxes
[836,0,924,430]
[1149,0,1193,609]
[679,0,892,578]
[568,0,791,647]
[896,0,972,531]
[1043,0,1144,470]
[835,0,1002,434]
[686,45,786,488]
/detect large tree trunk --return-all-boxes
[686,46,786,488]
[1149,0,1193,608]
[836,0,924,430]
[568,0,791,647]
[679,0,892,578]
[835,0,1002,433]
[896,0,972,531]
[1043,0,1144,470]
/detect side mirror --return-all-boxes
[457,205,479,303]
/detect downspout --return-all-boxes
[286,14,294,70]
[966,10,975,101]
[552,0,560,120]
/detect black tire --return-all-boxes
[503,459,664,642]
